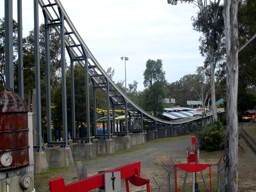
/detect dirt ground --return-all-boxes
[238,123,256,192]
[35,124,256,192]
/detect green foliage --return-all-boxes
[238,0,256,114]
[168,73,211,107]
[52,64,108,133]
[192,2,225,68]
[0,18,18,91]
[142,81,167,116]
[52,64,87,132]
[197,120,225,151]
[52,84,62,131]
[143,59,166,88]
[126,80,140,104]
[192,2,225,119]
[238,92,256,112]
[142,59,167,116]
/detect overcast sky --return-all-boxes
[0,0,204,91]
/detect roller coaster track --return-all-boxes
[38,0,201,126]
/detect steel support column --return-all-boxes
[58,7,68,146]
[70,60,76,140]
[112,104,116,134]
[141,113,144,131]
[43,9,52,144]
[92,84,97,137]
[34,0,42,151]
[4,0,14,89]
[106,80,111,139]
[125,101,128,135]
[82,48,90,143]
[65,47,81,142]
[17,0,24,98]
[128,111,131,130]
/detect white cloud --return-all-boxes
[0,0,204,91]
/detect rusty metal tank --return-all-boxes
[0,89,29,170]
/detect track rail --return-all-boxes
[240,125,256,154]
[38,0,203,126]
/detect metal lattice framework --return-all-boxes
[2,0,207,148]
[36,0,204,145]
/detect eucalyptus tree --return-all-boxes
[143,59,166,87]
[143,81,166,116]
[168,81,185,106]
[142,59,167,116]
[224,0,239,191]
[106,67,115,80]
[128,80,138,95]
[167,0,239,191]
[168,0,225,120]
[196,66,211,106]
[192,0,225,119]
[126,80,139,104]
[192,1,239,190]
[168,69,210,107]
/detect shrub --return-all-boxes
[197,120,225,151]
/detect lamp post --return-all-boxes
[120,56,129,135]
[120,56,128,94]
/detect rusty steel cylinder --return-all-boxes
[0,89,29,170]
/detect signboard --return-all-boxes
[187,100,203,105]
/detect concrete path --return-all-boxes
[86,136,191,176]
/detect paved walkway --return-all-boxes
[86,136,191,176]
[35,135,192,192]
[85,135,192,191]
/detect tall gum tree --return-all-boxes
[167,0,239,191]
[192,0,225,120]
[143,59,167,116]
[224,0,239,191]
[168,0,224,120]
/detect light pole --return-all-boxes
[120,56,128,94]
[120,56,129,135]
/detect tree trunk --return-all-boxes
[224,0,239,191]
[211,57,217,120]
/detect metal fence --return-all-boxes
[217,155,226,192]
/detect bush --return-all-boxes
[197,120,225,151]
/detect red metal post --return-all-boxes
[49,178,65,192]
[146,182,150,192]
[125,178,130,192]
[174,137,212,192]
